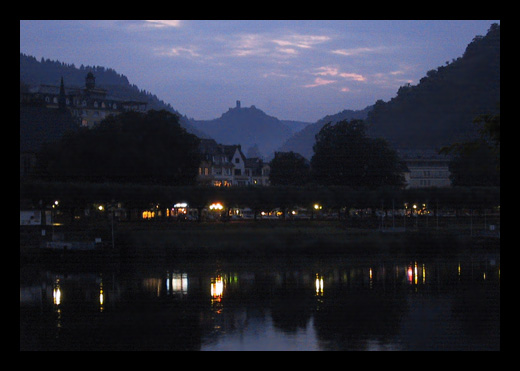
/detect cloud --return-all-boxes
[304,77,336,88]
[339,72,366,82]
[272,35,330,49]
[143,20,182,28]
[313,66,366,82]
[276,47,298,55]
[331,46,384,57]
[154,45,201,58]
[228,33,330,58]
[314,66,339,76]
[229,34,270,57]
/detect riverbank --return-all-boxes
[20,219,499,265]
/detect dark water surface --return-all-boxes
[20,249,500,351]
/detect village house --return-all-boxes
[197,139,270,186]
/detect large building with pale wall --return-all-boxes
[22,72,147,128]
[403,156,452,188]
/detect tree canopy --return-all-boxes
[310,120,405,189]
[33,110,201,185]
[440,110,500,186]
[269,151,310,186]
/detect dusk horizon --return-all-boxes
[19,20,499,123]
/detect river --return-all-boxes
[20,247,500,351]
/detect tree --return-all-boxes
[269,151,310,186]
[34,110,201,185]
[440,109,500,184]
[448,144,500,186]
[310,120,404,189]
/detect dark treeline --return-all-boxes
[21,180,500,219]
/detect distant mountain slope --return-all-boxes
[281,120,313,134]
[366,23,500,150]
[278,106,373,160]
[191,103,295,159]
[19,53,209,138]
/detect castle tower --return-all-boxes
[236,100,241,108]
[85,71,96,90]
[58,76,66,110]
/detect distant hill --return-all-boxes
[19,53,209,139]
[191,102,295,159]
[281,120,313,134]
[366,23,500,150]
[278,106,373,160]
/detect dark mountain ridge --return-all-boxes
[366,23,500,150]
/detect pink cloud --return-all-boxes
[339,72,366,82]
[304,77,336,88]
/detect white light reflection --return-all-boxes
[315,274,323,295]
[172,273,188,294]
[167,272,188,295]
[99,281,104,312]
[53,280,61,306]
[211,276,224,301]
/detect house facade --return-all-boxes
[402,155,452,188]
[197,139,270,186]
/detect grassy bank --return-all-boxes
[114,220,498,258]
[21,219,499,263]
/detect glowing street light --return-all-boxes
[209,202,224,211]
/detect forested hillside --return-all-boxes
[366,23,500,150]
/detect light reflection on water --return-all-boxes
[20,252,500,351]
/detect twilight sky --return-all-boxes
[19,20,499,122]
